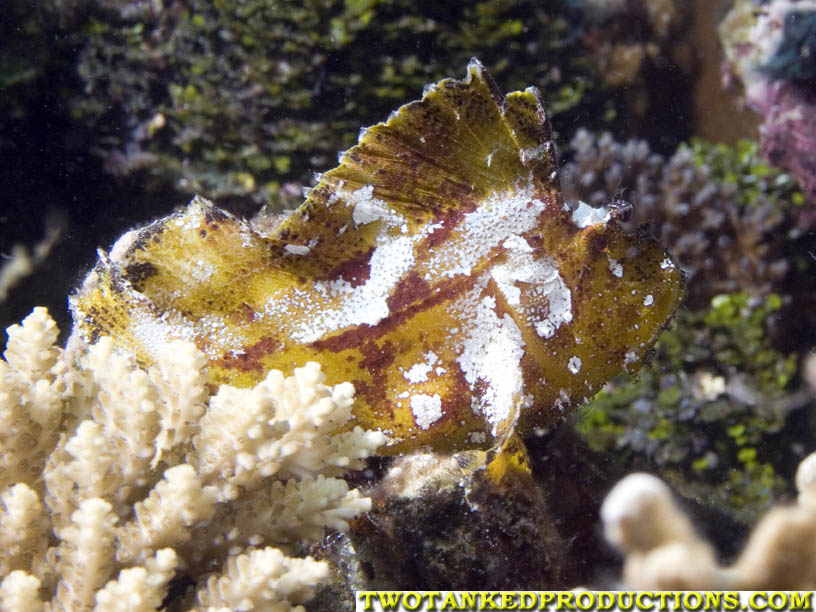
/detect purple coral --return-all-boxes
[754,80,816,218]
[720,0,816,217]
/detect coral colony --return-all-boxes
[0,309,383,611]
[1,62,685,608]
[720,0,816,211]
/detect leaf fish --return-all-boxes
[70,59,683,453]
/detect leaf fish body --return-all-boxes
[70,59,684,453]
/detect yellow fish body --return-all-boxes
[71,60,683,453]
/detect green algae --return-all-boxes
[576,293,799,521]
[69,0,606,207]
[685,139,805,210]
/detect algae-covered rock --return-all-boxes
[349,453,565,589]
[577,293,810,524]
[66,0,603,206]
[61,0,698,207]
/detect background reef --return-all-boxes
[3,0,816,595]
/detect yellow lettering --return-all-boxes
[502,593,519,610]
[358,592,375,611]
[402,592,422,611]
[635,592,654,611]
[791,592,812,611]
[556,592,575,611]
[597,592,616,611]
[768,592,788,611]
[483,592,501,610]
[517,592,537,611]
[683,592,702,611]
[378,592,401,610]
[441,592,462,611]
[750,593,767,609]
[618,592,635,611]
[575,592,595,611]
[704,592,722,611]
[462,592,477,609]
[540,593,556,611]
[425,592,441,611]
[723,592,741,611]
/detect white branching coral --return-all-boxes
[0,212,64,304]
[0,484,49,577]
[0,308,72,496]
[191,547,328,612]
[601,473,720,589]
[0,307,386,612]
[602,451,816,589]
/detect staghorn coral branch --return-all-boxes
[184,474,373,570]
[82,338,160,495]
[3,306,62,385]
[149,340,209,469]
[93,548,178,612]
[116,465,217,565]
[0,570,44,612]
[601,473,720,589]
[602,451,816,590]
[0,484,50,577]
[191,363,385,502]
[190,547,328,612]
[44,420,120,531]
[0,309,73,495]
[52,498,119,612]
